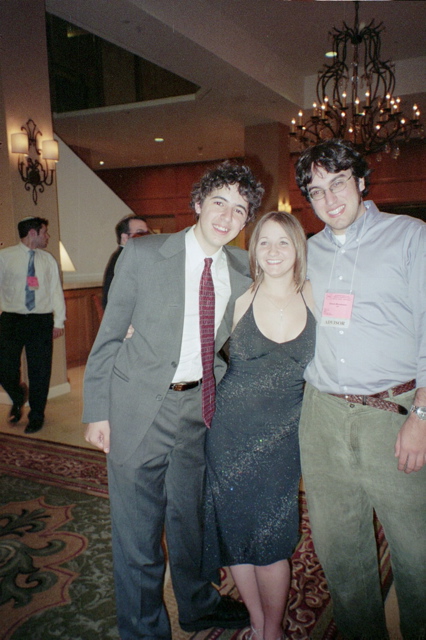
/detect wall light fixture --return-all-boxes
[11,119,59,205]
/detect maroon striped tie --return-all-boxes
[199,258,216,427]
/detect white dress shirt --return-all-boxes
[172,227,231,382]
[0,242,66,328]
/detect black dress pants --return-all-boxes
[0,312,54,421]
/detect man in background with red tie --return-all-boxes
[0,216,65,434]
[83,162,264,640]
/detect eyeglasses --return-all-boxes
[129,230,152,237]
[308,174,354,201]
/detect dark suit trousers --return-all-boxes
[107,384,220,640]
[0,312,54,421]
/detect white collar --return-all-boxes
[185,226,223,273]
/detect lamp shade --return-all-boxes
[59,241,76,272]
[11,132,28,154]
[42,139,59,161]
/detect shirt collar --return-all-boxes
[19,242,34,254]
[185,226,223,273]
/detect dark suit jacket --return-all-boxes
[83,228,251,463]
[102,246,123,309]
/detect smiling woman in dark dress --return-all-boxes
[203,212,315,640]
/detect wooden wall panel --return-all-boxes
[64,287,102,367]
[96,160,224,233]
[97,144,426,238]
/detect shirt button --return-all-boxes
[341,249,346,254]
[156,394,163,401]
[340,358,345,363]
[338,275,343,280]
[339,330,344,335]
[171,361,177,368]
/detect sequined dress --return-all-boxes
[203,299,315,576]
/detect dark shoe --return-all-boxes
[8,385,28,424]
[9,403,23,423]
[179,595,250,632]
[25,418,44,434]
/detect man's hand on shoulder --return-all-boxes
[395,413,426,473]
[85,420,111,454]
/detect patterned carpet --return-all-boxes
[0,433,393,639]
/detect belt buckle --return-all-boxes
[172,382,186,391]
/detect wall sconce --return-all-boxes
[11,119,59,205]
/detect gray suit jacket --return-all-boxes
[83,227,251,463]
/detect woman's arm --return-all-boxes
[302,280,316,317]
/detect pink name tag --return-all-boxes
[27,276,39,289]
[321,292,354,328]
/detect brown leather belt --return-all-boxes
[169,379,202,392]
[330,379,415,415]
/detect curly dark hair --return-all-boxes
[190,161,264,224]
[18,216,49,239]
[295,139,371,201]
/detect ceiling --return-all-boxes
[45,0,426,170]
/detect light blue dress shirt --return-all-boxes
[305,200,426,394]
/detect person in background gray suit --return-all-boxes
[83,162,264,640]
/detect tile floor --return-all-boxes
[0,366,90,448]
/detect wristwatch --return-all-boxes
[409,405,426,420]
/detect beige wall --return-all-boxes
[56,138,133,285]
[0,0,69,401]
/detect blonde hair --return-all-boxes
[248,211,307,292]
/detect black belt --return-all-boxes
[2,311,53,318]
[169,379,202,392]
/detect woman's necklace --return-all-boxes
[260,287,297,321]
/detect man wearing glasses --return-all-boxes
[295,139,426,640]
[102,215,151,308]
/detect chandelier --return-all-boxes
[289,1,424,157]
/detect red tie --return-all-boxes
[199,258,216,428]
